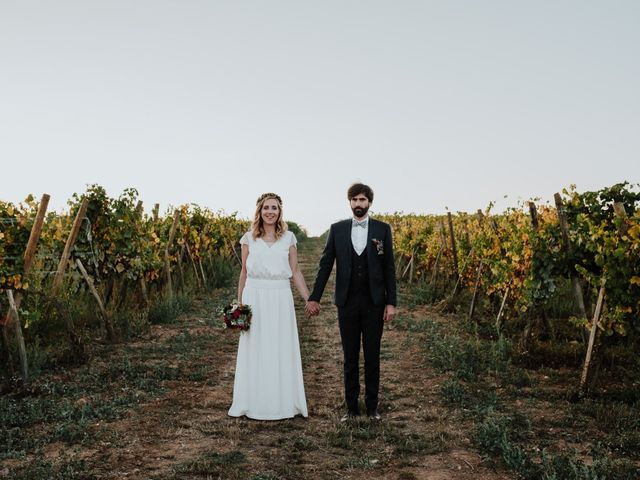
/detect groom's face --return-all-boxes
[350,194,370,219]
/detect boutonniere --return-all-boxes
[371,238,384,255]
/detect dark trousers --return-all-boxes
[337,292,385,414]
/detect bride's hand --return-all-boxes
[305,300,320,317]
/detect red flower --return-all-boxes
[232,309,241,319]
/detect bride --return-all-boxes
[228,192,310,420]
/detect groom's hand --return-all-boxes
[383,305,396,323]
[305,301,321,317]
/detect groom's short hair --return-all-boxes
[348,183,374,202]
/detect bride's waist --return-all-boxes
[245,277,291,289]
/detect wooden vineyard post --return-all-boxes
[409,249,416,283]
[447,212,460,288]
[198,257,207,287]
[438,218,448,248]
[6,291,28,383]
[522,201,554,345]
[76,259,115,341]
[528,201,539,230]
[495,287,510,335]
[152,203,160,223]
[395,255,405,278]
[522,202,538,345]
[1,193,50,382]
[198,231,208,287]
[554,193,589,336]
[468,209,486,321]
[430,245,443,288]
[578,280,606,398]
[23,193,50,277]
[577,202,628,397]
[53,198,89,292]
[164,209,180,298]
[176,243,186,292]
[402,248,415,280]
[230,236,242,265]
[2,193,50,326]
[140,276,150,307]
[613,202,629,234]
[430,220,448,292]
[442,246,475,312]
[184,243,202,289]
[462,215,471,247]
[469,260,484,321]
[451,248,474,294]
[134,201,150,307]
[487,214,512,331]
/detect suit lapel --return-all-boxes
[342,220,352,258]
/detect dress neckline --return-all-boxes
[259,236,279,248]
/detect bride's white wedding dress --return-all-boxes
[228,230,308,420]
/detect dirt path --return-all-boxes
[54,238,510,479]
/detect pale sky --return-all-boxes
[1,1,639,235]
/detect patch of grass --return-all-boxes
[5,454,95,480]
[291,436,315,452]
[393,314,432,333]
[173,450,246,478]
[148,293,193,324]
[474,414,538,476]
[474,398,640,479]
[425,325,510,381]
[501,366,534,389]
[1,378,160,457]
[411,307,640,480]
[0,336,213,458]
[328,420,448,457]
[567,399,640,459]
[540,447,640,480]
[342,454,381,469]
[440,378,470,406]
[385,429,431,455]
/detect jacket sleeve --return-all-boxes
[308,225,336,302]
[384,223,397,306]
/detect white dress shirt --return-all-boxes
[351,216,369,255]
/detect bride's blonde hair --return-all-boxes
[251,192,288,240]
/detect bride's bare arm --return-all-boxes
[237,244,249,302]
[289,245,310,301]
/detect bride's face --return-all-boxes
[261,199,280,226]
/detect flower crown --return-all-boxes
[256,192,283,206]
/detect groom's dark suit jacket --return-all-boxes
[309,218,397,307]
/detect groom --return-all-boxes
[306,183,396,421]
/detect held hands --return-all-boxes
[305,300,321,317]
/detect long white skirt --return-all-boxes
[228,278,308,420]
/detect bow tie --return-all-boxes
[352,219,368,228]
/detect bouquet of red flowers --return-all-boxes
[221,301,252,331]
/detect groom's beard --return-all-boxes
[352,205,369,218]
